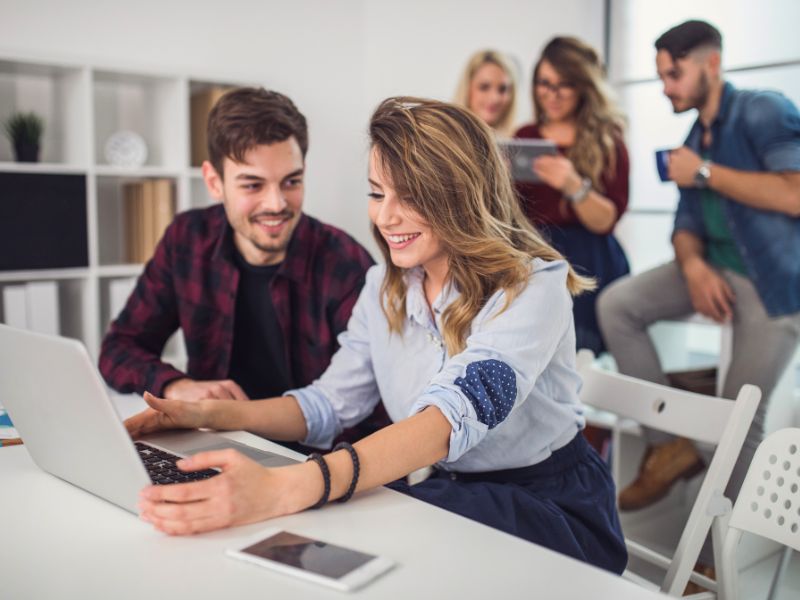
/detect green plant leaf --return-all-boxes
[3,111,45,144]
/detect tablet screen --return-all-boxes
[499,139,558,183]
[241,531,376,579]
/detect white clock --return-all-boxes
[104,131,148,167]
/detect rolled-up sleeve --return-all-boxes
[409,261,572,462]
[285,267,383,448]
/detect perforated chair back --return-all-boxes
[718,428,800,600]
[728,428,800,548]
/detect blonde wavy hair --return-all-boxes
[533,37,626,190]
[453,49,518,137]
[369,97,594,355]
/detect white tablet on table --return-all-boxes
[227,528,395,592]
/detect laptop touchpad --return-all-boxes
[144,430,299,467]
[188,441,298,467]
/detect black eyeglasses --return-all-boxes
[534,78,576,96]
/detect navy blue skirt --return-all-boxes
[544,224,630,355]
[388,434,628,574]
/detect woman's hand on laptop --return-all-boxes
[124,392,214,438]
[137,451,318,535]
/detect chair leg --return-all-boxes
[766,547,792,600]
[711,511,730,571]
[719,528,743,600]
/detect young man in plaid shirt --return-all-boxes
[100,87,386,446]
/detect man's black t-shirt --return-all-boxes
[228,251,292,399]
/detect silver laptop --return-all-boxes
[0,324,298,514]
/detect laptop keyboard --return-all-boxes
[135,442,220,485]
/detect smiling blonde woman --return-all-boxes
[454,49,518,137]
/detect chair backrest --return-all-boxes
[577,350,742,445]
[728,428,800,551]
[576,349,761,596]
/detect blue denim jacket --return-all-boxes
[673,82,800,317]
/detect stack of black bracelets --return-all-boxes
[305,441,361,509]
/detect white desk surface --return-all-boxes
[0,395,669,600]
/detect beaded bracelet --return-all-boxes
[305,453,331,509]
[333,442,360,503]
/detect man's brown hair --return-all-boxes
[207,87,308,177]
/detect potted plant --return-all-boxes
[3,111,44,162]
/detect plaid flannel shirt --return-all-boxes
[100,205,387,444]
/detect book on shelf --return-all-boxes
[190,86,234,167]
[123,179,175,264]
[141,178,156,259]
[2,281,60,335]
[26,281,60,335]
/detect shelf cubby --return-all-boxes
[0,59,88,166]
[92,69,184,169]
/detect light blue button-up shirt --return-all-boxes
[288,258,586,472]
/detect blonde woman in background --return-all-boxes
[515,36,630,355]
[454,49,517,136]
[126,97,627,574]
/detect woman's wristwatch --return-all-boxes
[565,176,592,204]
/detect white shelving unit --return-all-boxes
[0,54,244,359]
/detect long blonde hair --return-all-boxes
[453,49,518,137]
[369,97,593,355]
[533,37,626,190]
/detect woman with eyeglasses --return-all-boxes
[125,97,627,575]
[454,49,517,137]
[515,36,630,355]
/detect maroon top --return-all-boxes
[513,123,630,235]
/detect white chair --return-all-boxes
[718,428,800,600]
[576,349,761,597]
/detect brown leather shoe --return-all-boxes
[618,437,705,511]
[683,563,715,596]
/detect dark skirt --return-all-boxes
[545,225,630,355]
[388,433,628,575]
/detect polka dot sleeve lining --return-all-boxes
[454,359,517,429]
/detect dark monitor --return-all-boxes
[0,172,88,271]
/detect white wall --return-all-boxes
[363,0,604,123]
[0,0,603,255]
[609,0,800,82]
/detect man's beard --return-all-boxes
[672,71,710,114]
[247,210,296,256]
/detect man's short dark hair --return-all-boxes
[207,87,308,177]
[655,20,722,61]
